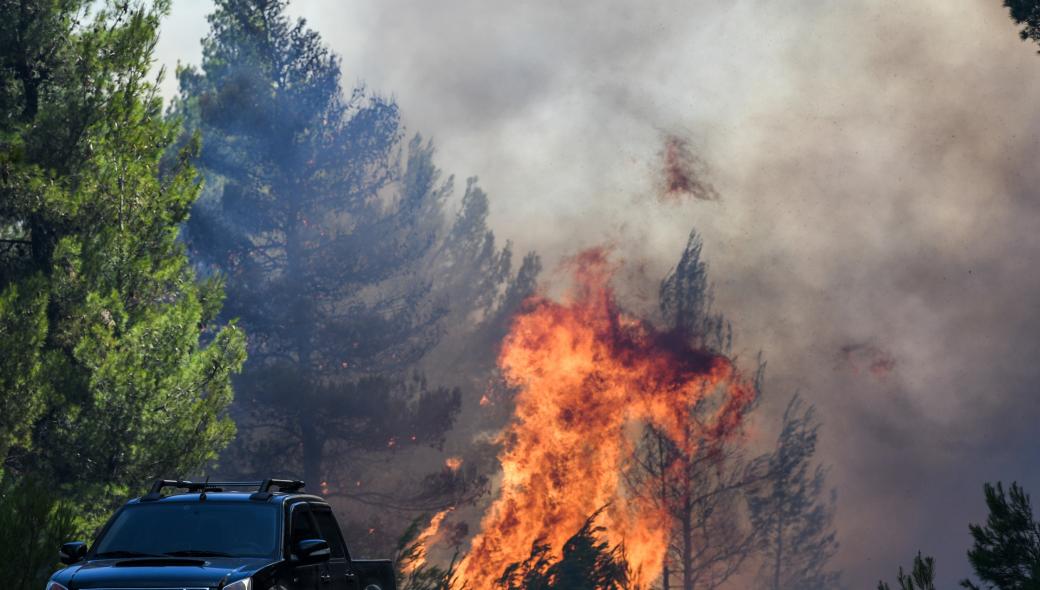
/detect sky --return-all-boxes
[156,1,1040,586]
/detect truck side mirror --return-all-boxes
[59,541,87,565]
[294,539,330,564]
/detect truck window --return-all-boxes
[290,505,321,550]
[92,502,279,559]
[312,508,347,559]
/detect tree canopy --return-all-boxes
[0,0,245,584]
[962,482,1040,590]
[1004,0,1040,49]
[175,0,537,552]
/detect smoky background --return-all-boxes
[155,1,1040,587]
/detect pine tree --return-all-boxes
[878,552,937,590]
[626,231,761,590]
[749,394,841,590]
[0,0,245,583]
[1003,0,1040,49]
[175,0,533,531]
[961,482,1040,590]
[498,512,632,590]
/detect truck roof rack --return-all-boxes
[250,478,306,501]
[141,479,305,501]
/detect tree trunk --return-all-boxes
[772,495,785,590]
[286,202,322,491]
[301,417,322,492]
[682,499,694,590]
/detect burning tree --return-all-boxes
[456,248,758,588]
[175,0,534,546]
[624,232,764,590]
[498,512,633,590]
[621,232,840,590]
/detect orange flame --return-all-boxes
[403,507,454,575]
[457,249,755,588]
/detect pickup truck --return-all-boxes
[45,479,396,590]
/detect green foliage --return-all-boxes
[0,275,49,479]
[961,482,1040,590]
[0,0,246,577]
[1004,1,1040,50]
[878,552,937,590]
[0,477,79,589]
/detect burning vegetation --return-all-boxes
[0,0,845,588]
[395,237,842,590]
[658,134,720,203]
[457,249,757,588]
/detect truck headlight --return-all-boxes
[45,583,69,590]
[223,578,252,590]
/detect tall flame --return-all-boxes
[458,249,756,588]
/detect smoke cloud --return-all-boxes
[157,0,1040,586]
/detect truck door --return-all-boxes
[288,503,323,590]
[312,504,360,590]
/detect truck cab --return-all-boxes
[45,479,395,590]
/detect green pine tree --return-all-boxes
[0,4,246,583]
[961,482,1040,590]
[1003,0,1040,50]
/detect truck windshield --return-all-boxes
[92,502,280,559]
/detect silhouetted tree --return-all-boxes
[498,512,631,590]
[961,482,1040,590]
[630,424,759,590]
[1004,1,1040,49]
[749,394,841,590]
[626,231,762,590]
[878,552,937,590]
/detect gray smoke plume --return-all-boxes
[156,0,1040,586]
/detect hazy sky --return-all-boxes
[156,1,1040,586]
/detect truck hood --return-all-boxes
[68,557,272,588]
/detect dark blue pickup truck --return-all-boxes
[45,479,395,590]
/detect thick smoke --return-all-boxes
[157,0,1040,586]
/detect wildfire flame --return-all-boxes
[403,508,454,575]
[457,249,756,588]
